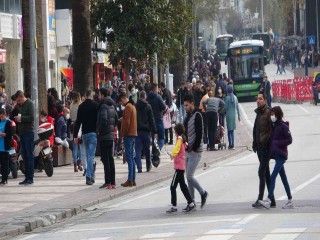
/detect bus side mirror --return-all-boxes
[264,57,267,65]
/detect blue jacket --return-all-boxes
[147,91,166,121]
[270,120,292,160]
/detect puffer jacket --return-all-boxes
[253,104,272,151]
[147,91,166,121]
[270,120,292,160]
[97,97,118,141]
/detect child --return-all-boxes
[166,123,195,214]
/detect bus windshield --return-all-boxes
[216,39,231,53]
[230,55,264,80]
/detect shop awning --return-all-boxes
[60,67,73,85]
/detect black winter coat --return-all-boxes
[136,99,157,134]
[97,98,118,141]
[147,91,166,121]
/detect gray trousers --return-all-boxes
[186,152,205,201]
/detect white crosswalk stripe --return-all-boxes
[261,228,306,240]
[195,229,243,240]
[140,232,175,239]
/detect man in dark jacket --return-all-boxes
[148,83,166,150]
[252,92,275,208]
[135,91,156,172]
[176,81,189,123]
[97,88,118,189]
[74,89,98,185]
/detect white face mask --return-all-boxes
[218,89,222,94]
[66,114,70,120]
[271,115,277,122]
[41,117,46,122]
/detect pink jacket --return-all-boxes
[171,136,186,170]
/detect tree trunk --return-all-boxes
[36,0,47,113]
[22,0,31,98]
[72,0,92,96]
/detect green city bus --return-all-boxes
[227,40,268,98]
[252,33,272,64]
[215,34,234,61]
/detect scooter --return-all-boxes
[19,123,54,177]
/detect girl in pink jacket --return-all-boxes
[166,123,195,214]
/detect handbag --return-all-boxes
[151,139,161,168]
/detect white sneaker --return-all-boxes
[282,200,294,209]
[258,198,271,209]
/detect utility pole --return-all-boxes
[30,0,39,133]
[261,0,264,32]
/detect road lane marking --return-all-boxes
[239,103,254,128]
[18,235,39,240]
[140,232,175,239]
[62,218,241,233]
[84,238,110,240]
[234,214,259,225]
[195,229,243,240]
[226,153,254,165]
[261,228,306,240]
[298,105,310,114]
[277,173,320,200]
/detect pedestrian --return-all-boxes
[0,109,13,185]
[183,95,208,209]
[14,90,35,185]
[202,91,225,151]
[73,89,98,185]
[69,92,83,173]
[198,86,209,144]
[216,86,225,127]
[160,82,173,145]
[97,88,118,189]
[176,81,189,123]
[166,123,195,214]
[252,92,276,208]
[262,75,272,108]
[148,83,166,150]
[225,85,240,150]
[259,106,293,209]
[135,91,156,173]
[54,104,68,147]
[119,92,137,187]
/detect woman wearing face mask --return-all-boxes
[259,106,294,209]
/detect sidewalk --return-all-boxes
[0,121,252,239]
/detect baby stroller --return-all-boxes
[215,120,226,150]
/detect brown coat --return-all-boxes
[253,104,272,151]
[120,102,137,138]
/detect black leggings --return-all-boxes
[165,127,173,143]
[170,169,193,206]
[0,152,9,181]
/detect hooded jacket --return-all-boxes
[136,99,157,133]
[147,91,166,121]
[270,120,292,160]
[97,97,118,141]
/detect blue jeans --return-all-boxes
[268,154,292,200]
[72,142,81,164]
[227,130,234,147]
[20,132,35,181]
[124,136,136,181]
[267,94,272,108]
[155,119,164,150]
[82,133,97,180]
[80,142,87,169]
[179,105,186,123]
[135,131,151,171]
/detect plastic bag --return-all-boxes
[151,139,161,168]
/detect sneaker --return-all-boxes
[24,180,34,185]
[19,179,27,185]
[99,183,107,189]
[166,207,178,214]
[252,200,263,208]
[258,198,271,209]
[270,202,276,208]
[183,203,196,213]
[282,200,294,209]
[138,169,142,173]
[83,169,86,177]
[201,191,208,209]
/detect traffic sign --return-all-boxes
[308,36,316,45]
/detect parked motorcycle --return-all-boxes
[20,123,54,177]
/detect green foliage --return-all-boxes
[194,0,220,21]
[225,9,243,37]
[91,0,193,66]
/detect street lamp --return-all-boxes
[254,11,259,33]
[261,0,264,32]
